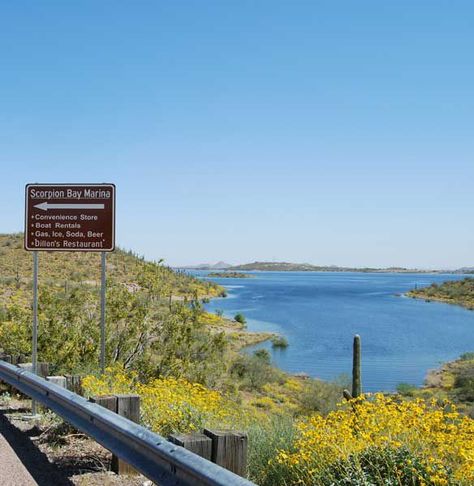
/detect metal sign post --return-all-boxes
[31,251,39,416]
[100,251,106,373]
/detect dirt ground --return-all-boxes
[0,396,152,486]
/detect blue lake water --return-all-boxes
[193,271,474,392]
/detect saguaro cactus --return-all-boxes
[352,334,362,398]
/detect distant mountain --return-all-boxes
[181,261,233,270]
[231,262,320,271]
[178,260,465,273]
[230,261,442,273]
[213,261,233,269]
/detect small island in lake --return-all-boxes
[208,271,254,278]
[407,277,474,309]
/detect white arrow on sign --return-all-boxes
[34,202,105,211]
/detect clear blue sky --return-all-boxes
[0,1,472,268]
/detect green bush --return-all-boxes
[256,445,436,486]
[397,382,418,397]
[299,376,348,415]
[318,446,433,486]
[454,371,474,402]
[247,416,297,485]
[234,313,246,324]
[254,349,271,364]
[230,352,278,391]
[271,335,288,348]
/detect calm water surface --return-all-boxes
[194,271,474,392]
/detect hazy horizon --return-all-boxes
[175,260,470,271]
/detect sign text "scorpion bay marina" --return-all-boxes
[25,184,115,251]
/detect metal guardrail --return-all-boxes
[0,360,256,486]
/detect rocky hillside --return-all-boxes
[0,233,226,377]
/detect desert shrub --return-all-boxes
[272,394,474,485]
[453,369,474,402]
[318,446,433,485]
[231,351,278,391]
[150,303,228,387]
[397,382,418,397]
[254,349,271,363]
[247,415,297,484]
[234,313,246,324]
[82,366,242,436]
[299,377,348,415]
[271,335,289,348]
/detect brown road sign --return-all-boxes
[25,183,115,251]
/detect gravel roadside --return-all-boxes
[0,397,151,486]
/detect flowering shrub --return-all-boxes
[272,394,474,485]
[84,370,474,485]
[82,366,241,436]
[198,312,222,325]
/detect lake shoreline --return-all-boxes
[405,277,474,310]
[199,271,474,391]
[406,292,474,310]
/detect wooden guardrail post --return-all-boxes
[112,394,140,476]
[116,394,140,422]
[169,433,212,461]
[47,376,67,388]
[203,429,248,477]
[18,362,50,377]
[90,395,117,412]
[10,354,26,365]
[0,355,12,390]
[91,394,140,476]
[90,395,247,478]
[65,374,83,395]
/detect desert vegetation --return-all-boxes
[408,277,474,309]
[2,233,474,485]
